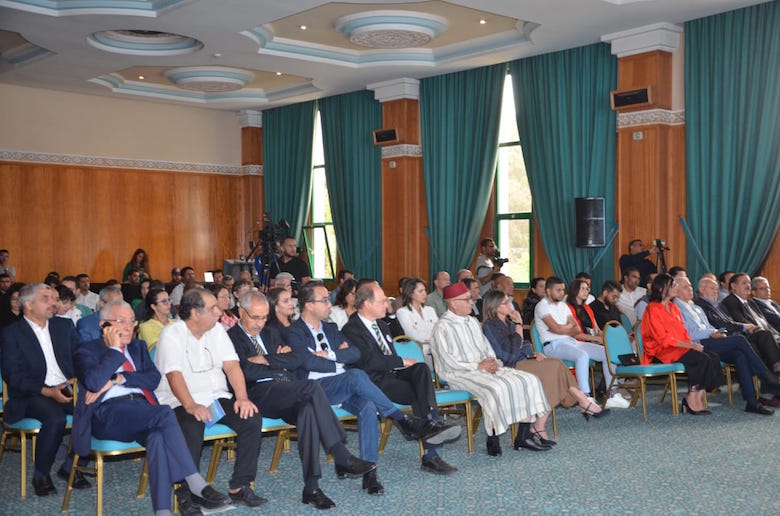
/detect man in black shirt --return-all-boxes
[272,237,312,286]
[590,280,623,330]
[618,239,659,284]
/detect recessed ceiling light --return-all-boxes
[299,25,307,30]
[276,72,282,76]
[138,75,145,80]
[213,52,222,58]
[479,19,487,25]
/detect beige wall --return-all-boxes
[0,83,241,165]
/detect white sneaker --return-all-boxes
[605,393,630,409]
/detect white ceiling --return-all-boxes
[0,0,767,111]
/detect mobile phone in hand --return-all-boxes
[60,384,73,398]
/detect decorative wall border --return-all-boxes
[381,144,422,159]
[0,150,262,176]
[617,109,685,128]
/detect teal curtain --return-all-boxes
[509,43,617,284]
[319,91,383,280]
[263,100,317,239]
[420,64,506,277]
[685,2,780,279]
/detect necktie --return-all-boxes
[372,322,392,355]
[250,334,266,356]
[744,302,770,331]
[120,346,157,406]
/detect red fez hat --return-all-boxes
[443,281,469,300]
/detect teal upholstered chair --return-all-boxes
[530,321,596,398]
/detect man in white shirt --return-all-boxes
[475,238,502,296]
[616,267,645,327]
[155,288,263,511]
[534,277,627,408]
[170,266,196,309]
[75,273,100,313]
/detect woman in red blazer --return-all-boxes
[641,273,723,415]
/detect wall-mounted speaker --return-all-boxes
[373,128,398,145]
[610,87,653,111]
[575,197,606,248]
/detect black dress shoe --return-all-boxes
[423,420,462,445]
[175,486,203,516]
[746,401,775,415]
[32,475,56,496]
[362,469,385,495]
[486,435,502,456]
[514,435,552,452]
[396,415,461,445]
[420,455,458,475]
[334,455,376,478]
[57,466,91,490]
[191,485,230,510]
[759,396,780,407]
[302,488,336,509]
[229,486,268,507]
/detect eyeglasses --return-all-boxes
[241,306,268,322]
[102,318,135,326]
[186,346,215,374]
[311,298,332,305]
[317,332,328,351]
[452,297,474,304]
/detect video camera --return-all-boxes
[493,249,509,267]
[247,212,291,287]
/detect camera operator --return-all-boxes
[475,238,507,296]
[619,239,666,284]
[271,237,312,287]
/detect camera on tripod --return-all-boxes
[653,238,670,251]
[247,212,291,287]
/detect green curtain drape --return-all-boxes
[318,91,383,280]
[685,2,780,279]
[420,64,506,277]
[262,100,317,239]
[509,43,617,284]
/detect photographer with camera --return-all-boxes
[475,238,508,296]
[619,239,667,284]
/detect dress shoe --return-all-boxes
[229,486,268,507]
[32,475,56,496]
[334,455,376,478]
[681,397,711,415]
[514,435,551,452]
[302,488,336,509]
[486,435,502,456]
[190,485,230,510]
[420,454,458,475]
[362,469,385,495]
[57,466,91,490]
[759,396,780,407]
[423,419,462,445]
[395,415,461,445]
[746,401,775,415]
[175,486,203,516]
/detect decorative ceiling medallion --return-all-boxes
[0,30,54,69]
[87,29,203,56]
[0,0,189,18]
[335,10,448,49]
[164,66,254,92]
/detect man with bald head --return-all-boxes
[227,290,373,509]
[426,271,450,317]
[673,277,775,415]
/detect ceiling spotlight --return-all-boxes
[138,75,145,80]
[299,25,307,30]
[276,72,282,76]
[479,19,487,25]
[213,52,222,58]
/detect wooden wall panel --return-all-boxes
[381,99,419,144]
[617,50,672,110]
[241,127,263,165]
[756,228,780,292]
[0,161,258,282]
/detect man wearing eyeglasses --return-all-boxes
[342,281,461,479]
[73,300,230,514]
[154,288,264,512]
[283,281,455,497]
[228,291,375,509]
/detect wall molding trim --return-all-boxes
[381,144,422,158]
[0,149,261,176]
[616,109,685,128]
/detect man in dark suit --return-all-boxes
[342,281,460,478]
[73,300,228,515]
[282,281,452,496]
[76,285,123,345]
[0,283,90,496]
[752,276,780,332]
[228,291,375,510]
[720,273,780,348]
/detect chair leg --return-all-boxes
[724,366,733,406]
[96,454,104,516]
[551,407,558,439]
[670,374,679,415]
[206,440,223,483]
[659,382,669,404]
[465,402,474,454]
[269,430,288,473]
[19,432,27,498]
[639,378,648,421]
[378,418,393,454]
[0,430,7,464]
[137,457,148,497]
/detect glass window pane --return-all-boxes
[496,145,532,214]
[312,111,324,167]
[498,74,519,144]
[496,218,531,285]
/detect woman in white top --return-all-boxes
[328,278,357,330]
[396,278,439,364]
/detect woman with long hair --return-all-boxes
[482,290,608,440]
[123,248,150,281]
[565,279,602,343]
[641,273,724,415]
[266,286,295,331]
[137,288,174,352]
[328,278,357,329]
[208,283,238,330]
[396,278,439,364]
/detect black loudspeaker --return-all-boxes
[575,197,606,248]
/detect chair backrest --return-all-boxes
[393,335,441,386]
[603,321,635,376]
[530,321,544,354]
[620,312,633,333]
[634,321,645,356]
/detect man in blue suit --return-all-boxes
[73,300,229,515]
[282,281,454,496]
[0,283,89,496]
[76,285,124,345]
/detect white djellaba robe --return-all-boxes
[431,310,549,435]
